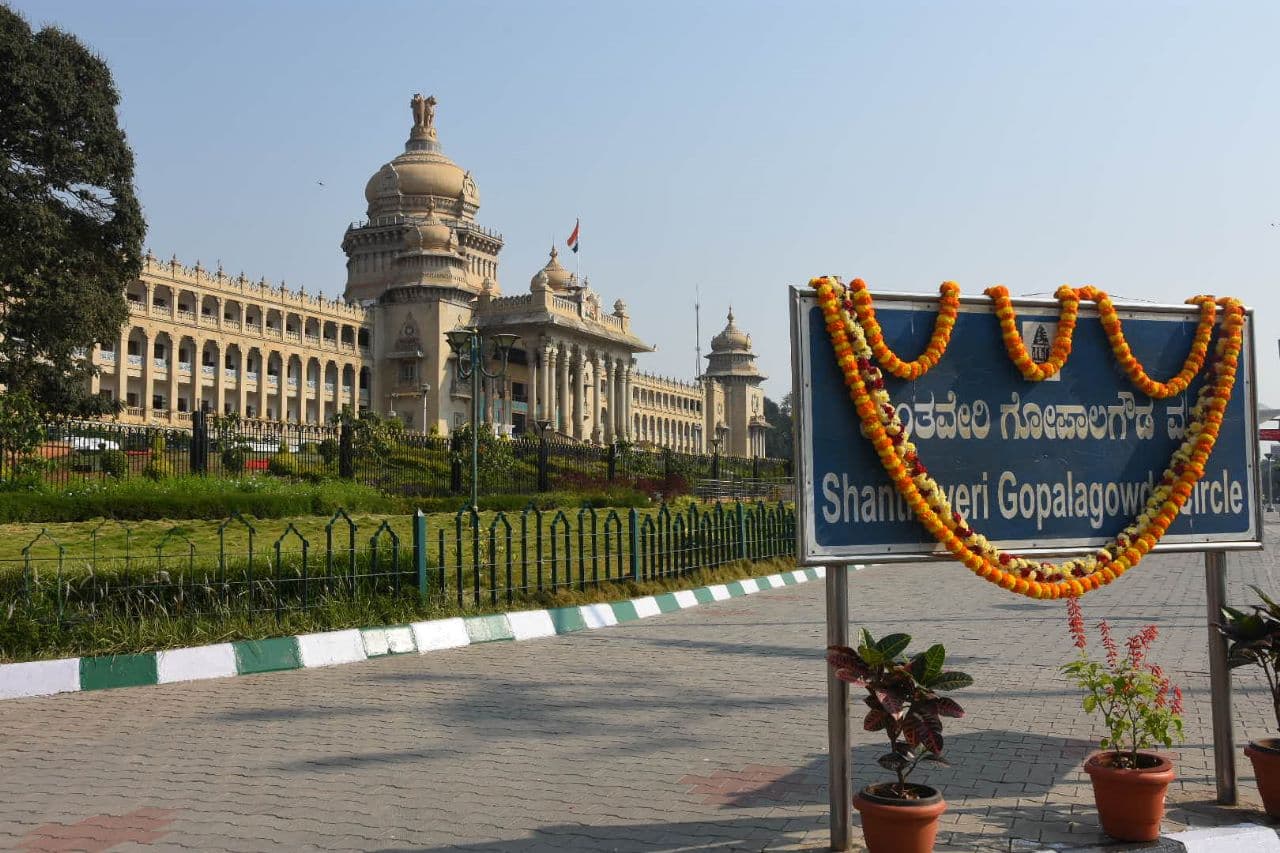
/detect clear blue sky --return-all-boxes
[12,0,1280,408]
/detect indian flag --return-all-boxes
[566,219,580,254]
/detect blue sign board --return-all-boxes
[790,288,1261,564]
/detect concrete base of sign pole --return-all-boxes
[1026,822,1280,852]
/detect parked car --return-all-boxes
[63,435,121,451]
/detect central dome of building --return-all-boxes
[363,94,480,218]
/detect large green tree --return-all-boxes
[0,4,143,416]
[763,393,793,461]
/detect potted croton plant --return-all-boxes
[827,630,972,853]
[1217,585,1280,817]
[1062,597,1184,842]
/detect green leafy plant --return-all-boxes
[267,445,297,477]
[142,459,176,481]
[1218,586,1280,730]
[826,630,972,798]
[317,438,339,465]
[98,449,128,478]
[1062,597,1184,768]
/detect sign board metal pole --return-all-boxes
[1204,550,1236,804]
[826,563,852,851]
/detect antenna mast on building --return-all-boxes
[694,283,702,380]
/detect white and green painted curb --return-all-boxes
[1031,822,1280,851]
[0,567,827,701]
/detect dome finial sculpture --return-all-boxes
[410,93,438,139]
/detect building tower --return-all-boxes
[703,308,769,458]
[340,95,506,431]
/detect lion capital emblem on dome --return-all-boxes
[410,93,438,138]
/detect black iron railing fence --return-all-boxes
[5,413,791,499]
[5,501,796,628]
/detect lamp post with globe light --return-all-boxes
[709,423,729,480]
[444,327,518,508]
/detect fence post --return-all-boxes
[538,436,550,492]
[752,455,760,479]
[413,509,428,603]
[736,501,747,561]
[628,507,639,581]
[338,414,354,479]
[190,409,208,474]
[450,432,463,494]
[607,442,617,483]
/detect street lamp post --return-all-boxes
[445,327,518,508]
[709,424,728,480]
[1266,452,1276,512]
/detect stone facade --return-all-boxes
[94,95,770,455]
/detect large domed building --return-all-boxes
[92,94,770,457]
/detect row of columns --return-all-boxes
[634,414,703,453]
[526,340,633,444]
[127,280,366,349]
[97,326,368,424]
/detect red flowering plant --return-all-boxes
[1062,597,1184,769]
[826,630,973,799]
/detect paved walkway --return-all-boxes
[3,521,1279,852]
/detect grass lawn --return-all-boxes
[1,502,796,663]
[1,554,800,663]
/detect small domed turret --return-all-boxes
[530,245,575,292]
[710,308,751,352]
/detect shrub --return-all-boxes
[0,475,404,522]
[99,449,128,479]
[267,450,297,477]
[221,445,247,475]
[301,441,320,455]
[0,456,46,492]
[68,451,98,473]
[318,438,339,465]
[149,432,166,454]
[142,459,177,481]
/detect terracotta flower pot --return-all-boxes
[853,783,947,853]
[1083,751,1175,842]
[1245,739,1280,818]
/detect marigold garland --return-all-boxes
[980,284,1219,396]
[985,285,1080,381]
[810,276,1244,599]
[846,278,960,380]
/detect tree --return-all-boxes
[0,5,144,416]
[763,393,793,461]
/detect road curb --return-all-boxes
[0,566,827,701]
[1030,821,1280,852]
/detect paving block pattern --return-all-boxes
[4,534,1280,851]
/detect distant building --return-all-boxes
[93,96,770,457]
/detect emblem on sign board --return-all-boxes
[1021,321,1061,381]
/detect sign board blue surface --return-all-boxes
[790,287,1261,565]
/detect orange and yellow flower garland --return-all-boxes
[846,278,960,380]
[985,285,1079,381]
[811,276,1244,599]
[983,284,1219,396]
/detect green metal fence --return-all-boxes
[4,502,796,629]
